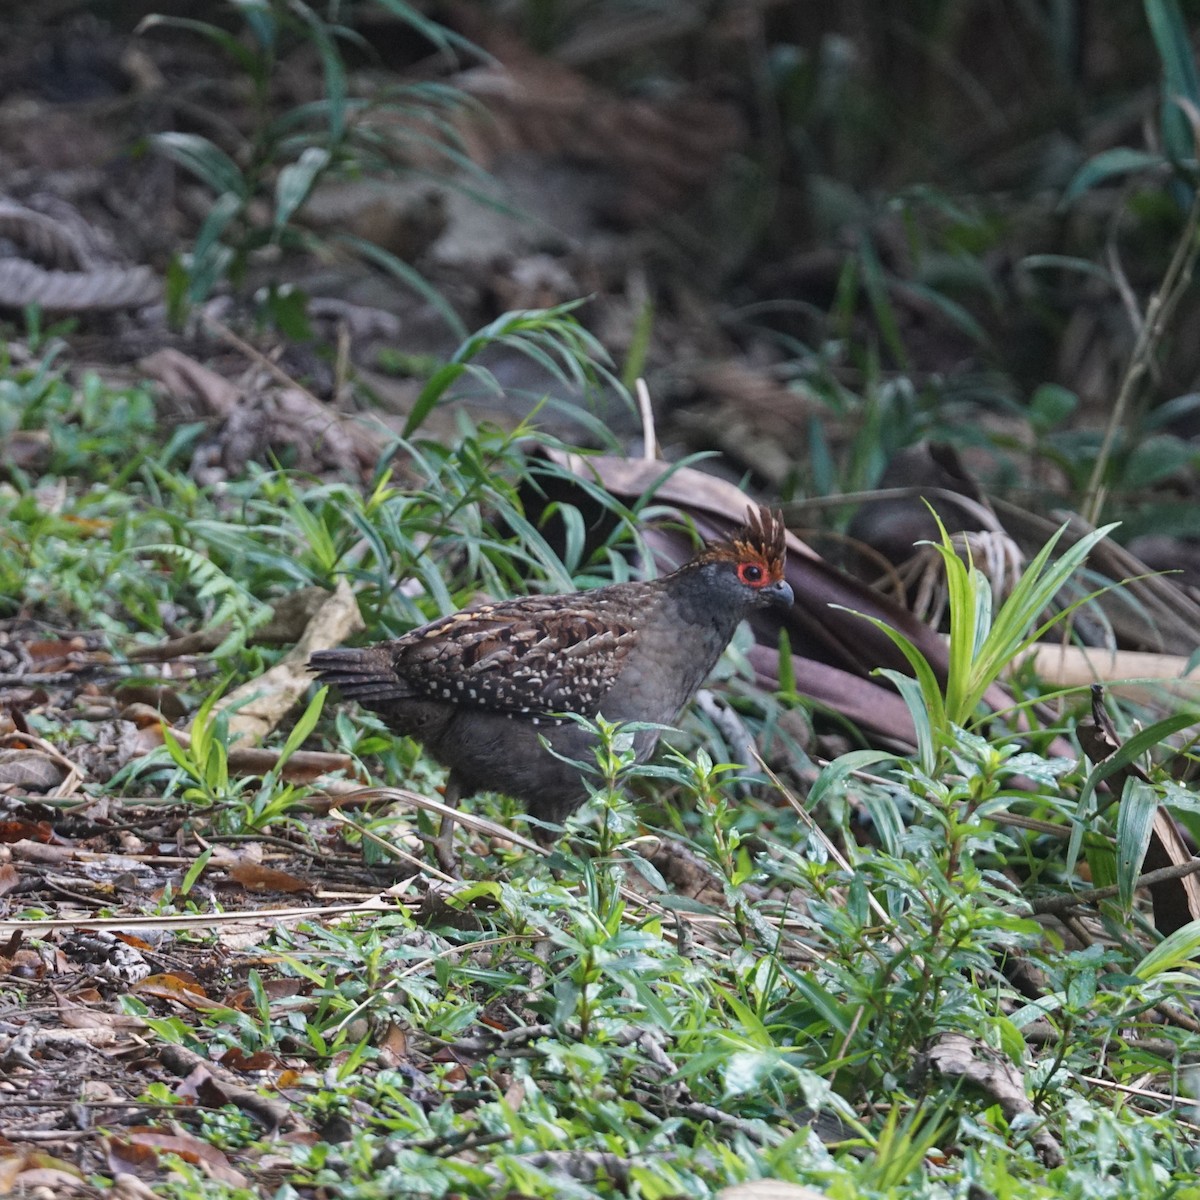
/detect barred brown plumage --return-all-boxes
[309,505,792,864]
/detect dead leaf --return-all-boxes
[0,732,83,797]
[0,1155,24,1193]
[140,348,240,419]
[115,1129,247,1188]
[922,1032,1063,1167]
[226,863,312,895]
[160,1043,293,1132]
[0,429,51,475]
[209,576,364,746]
[112,931,156,952]
[220,1046,283,1072]
[225,977,305,1010]
[133,974,215,1009]
[0,818,54,844]
[0,751,68,793]
[57,1002,148,1031]
[502,1077,526,1112]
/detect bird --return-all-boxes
[309,505,793,864]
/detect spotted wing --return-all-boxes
[389,592,642,719]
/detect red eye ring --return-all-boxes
[737,561,766,586]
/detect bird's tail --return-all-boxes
[308,648,415,704]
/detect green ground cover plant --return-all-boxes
[4,1,1200,1197]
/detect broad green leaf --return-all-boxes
[274,147,330,233]
[1115,778,1159,912]
[1064,147,1166,203]
[136,14,262,75]
[1146,0,1200,160]
[152,132,247,199]
[806,748,899,814]
[1136,917,1200,979]
[280,686,327,763]
[1029,384,1078,432]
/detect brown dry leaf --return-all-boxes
[447,17,743,224]
[226,863,312,895]
[1145,808,1200,934]
[112,1173,161,1200]
[0,1150,85,1190]
[5,1165,88,1192]
[220,1046,283,1073]
[117,1129,247,1188]
[112,931,156,952]
[378,1022,409,1068]
[502,1077,526,1112]
[0,429,51,475]
[0,750,68,793]
[112,683,187,721]
[209,842,262,866]
[57,1002,148,1032]
[104,1136,159,1179]
[854,446,1200,656]
[0,864,19,897]
[0,732,83,798]
[209,576,364,747]
[923,1032,1063,1167]
[142,346,384,480]
[1000,500,1200,656]
[140,348,240,419]
[161,1043,294,1132]
[0,818,54,843]
[225,977,305,1011]
[23,637,89,668]
[132,973,217,1010]
[4,948,46,979]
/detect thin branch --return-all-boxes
[1083,188,1200,526]
[1033,856,1200,915]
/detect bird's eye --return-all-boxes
[737,562,765,586]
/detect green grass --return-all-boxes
[4,324,1200,1198]
[6,0,1200,1193]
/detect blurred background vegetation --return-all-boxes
[5,0,1200,543]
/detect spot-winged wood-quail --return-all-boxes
[309,505,793,856]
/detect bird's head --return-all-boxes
[687,505,794,612]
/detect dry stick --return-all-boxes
[1082,187,1200,529]
[334,786,547,855]
[634,376,658,461]
[755,749,895,929]
[1157,1000,1200,1035]
[1053,190,1200,707]
[1033,857,1200,915]
[328,807,458,885]
[0,895,401,934]
[1080,1075,1200,1126]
